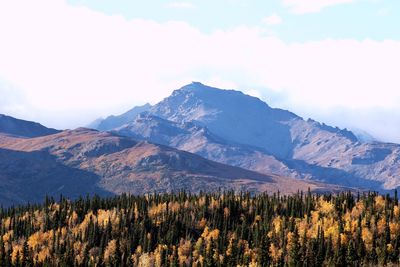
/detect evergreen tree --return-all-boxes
[346,240,357,266]
[288,229,300,267]
[258,235,270,266]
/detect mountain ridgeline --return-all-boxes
[0,117,340,206]
[0,82,400,206]
[97,82,400,191]
[0,114,60,138]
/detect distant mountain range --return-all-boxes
[1,82,399,205]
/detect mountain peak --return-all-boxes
[173,82,219,96]
[91,103,152,131]
[190,81,204,86]
[150,83,300,157]
[175,82,245,97]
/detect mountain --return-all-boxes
[113,113,303,179]
[109,82,400,191]
[0,127,342,206]
[151,82,299,158]
[2,82,397,205]
[113,113,378,190]
[91,103,152,131]
[0,147,109,206]
[0,114,60,138]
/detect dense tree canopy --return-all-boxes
[0,190,398,266]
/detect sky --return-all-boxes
[0,0,399,142]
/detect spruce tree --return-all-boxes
[288,229,300,267]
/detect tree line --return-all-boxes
[0,189,399,266]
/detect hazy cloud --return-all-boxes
[0,81,27,115]
[0,0,399,143]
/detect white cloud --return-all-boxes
[282,0,355,14]
[166,2,195,9]
[262,14,282,25]
[0,0,400,143]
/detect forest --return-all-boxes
[0,190,399,266]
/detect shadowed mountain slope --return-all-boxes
[0,128,344,205]
[0,148,109,206]
[0,114,60,138]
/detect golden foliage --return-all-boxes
[197,217,207,229]
[37,247,51,263]
[394,205,400,219]
[362,227,373,251]
[375,196,386,211]
[286,232,296,252]
[103,239,117,263]
[11,244,23,264]
[68,211,79,227]
[138,253,154,267]
[210,198,219,210]
[74,241,88,265]
[4,190,400,266]
[28,230,53,251]
[201,227,220,242]
[148,203,167,218]
[390,222,400,239]
[377,217,387,235]
[272,216,282,234]
[178,239,192,266]
[169,201,181,213]
[198,196,206,207]
[317,198,335,215]
[269,243,282,263]
[2,230,13,243]
[351,201,365,218]
[154,244,167,267]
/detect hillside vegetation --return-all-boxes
[0,191,399,266]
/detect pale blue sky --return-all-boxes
[68,0,400,41]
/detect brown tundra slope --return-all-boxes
[0,128,346,205]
